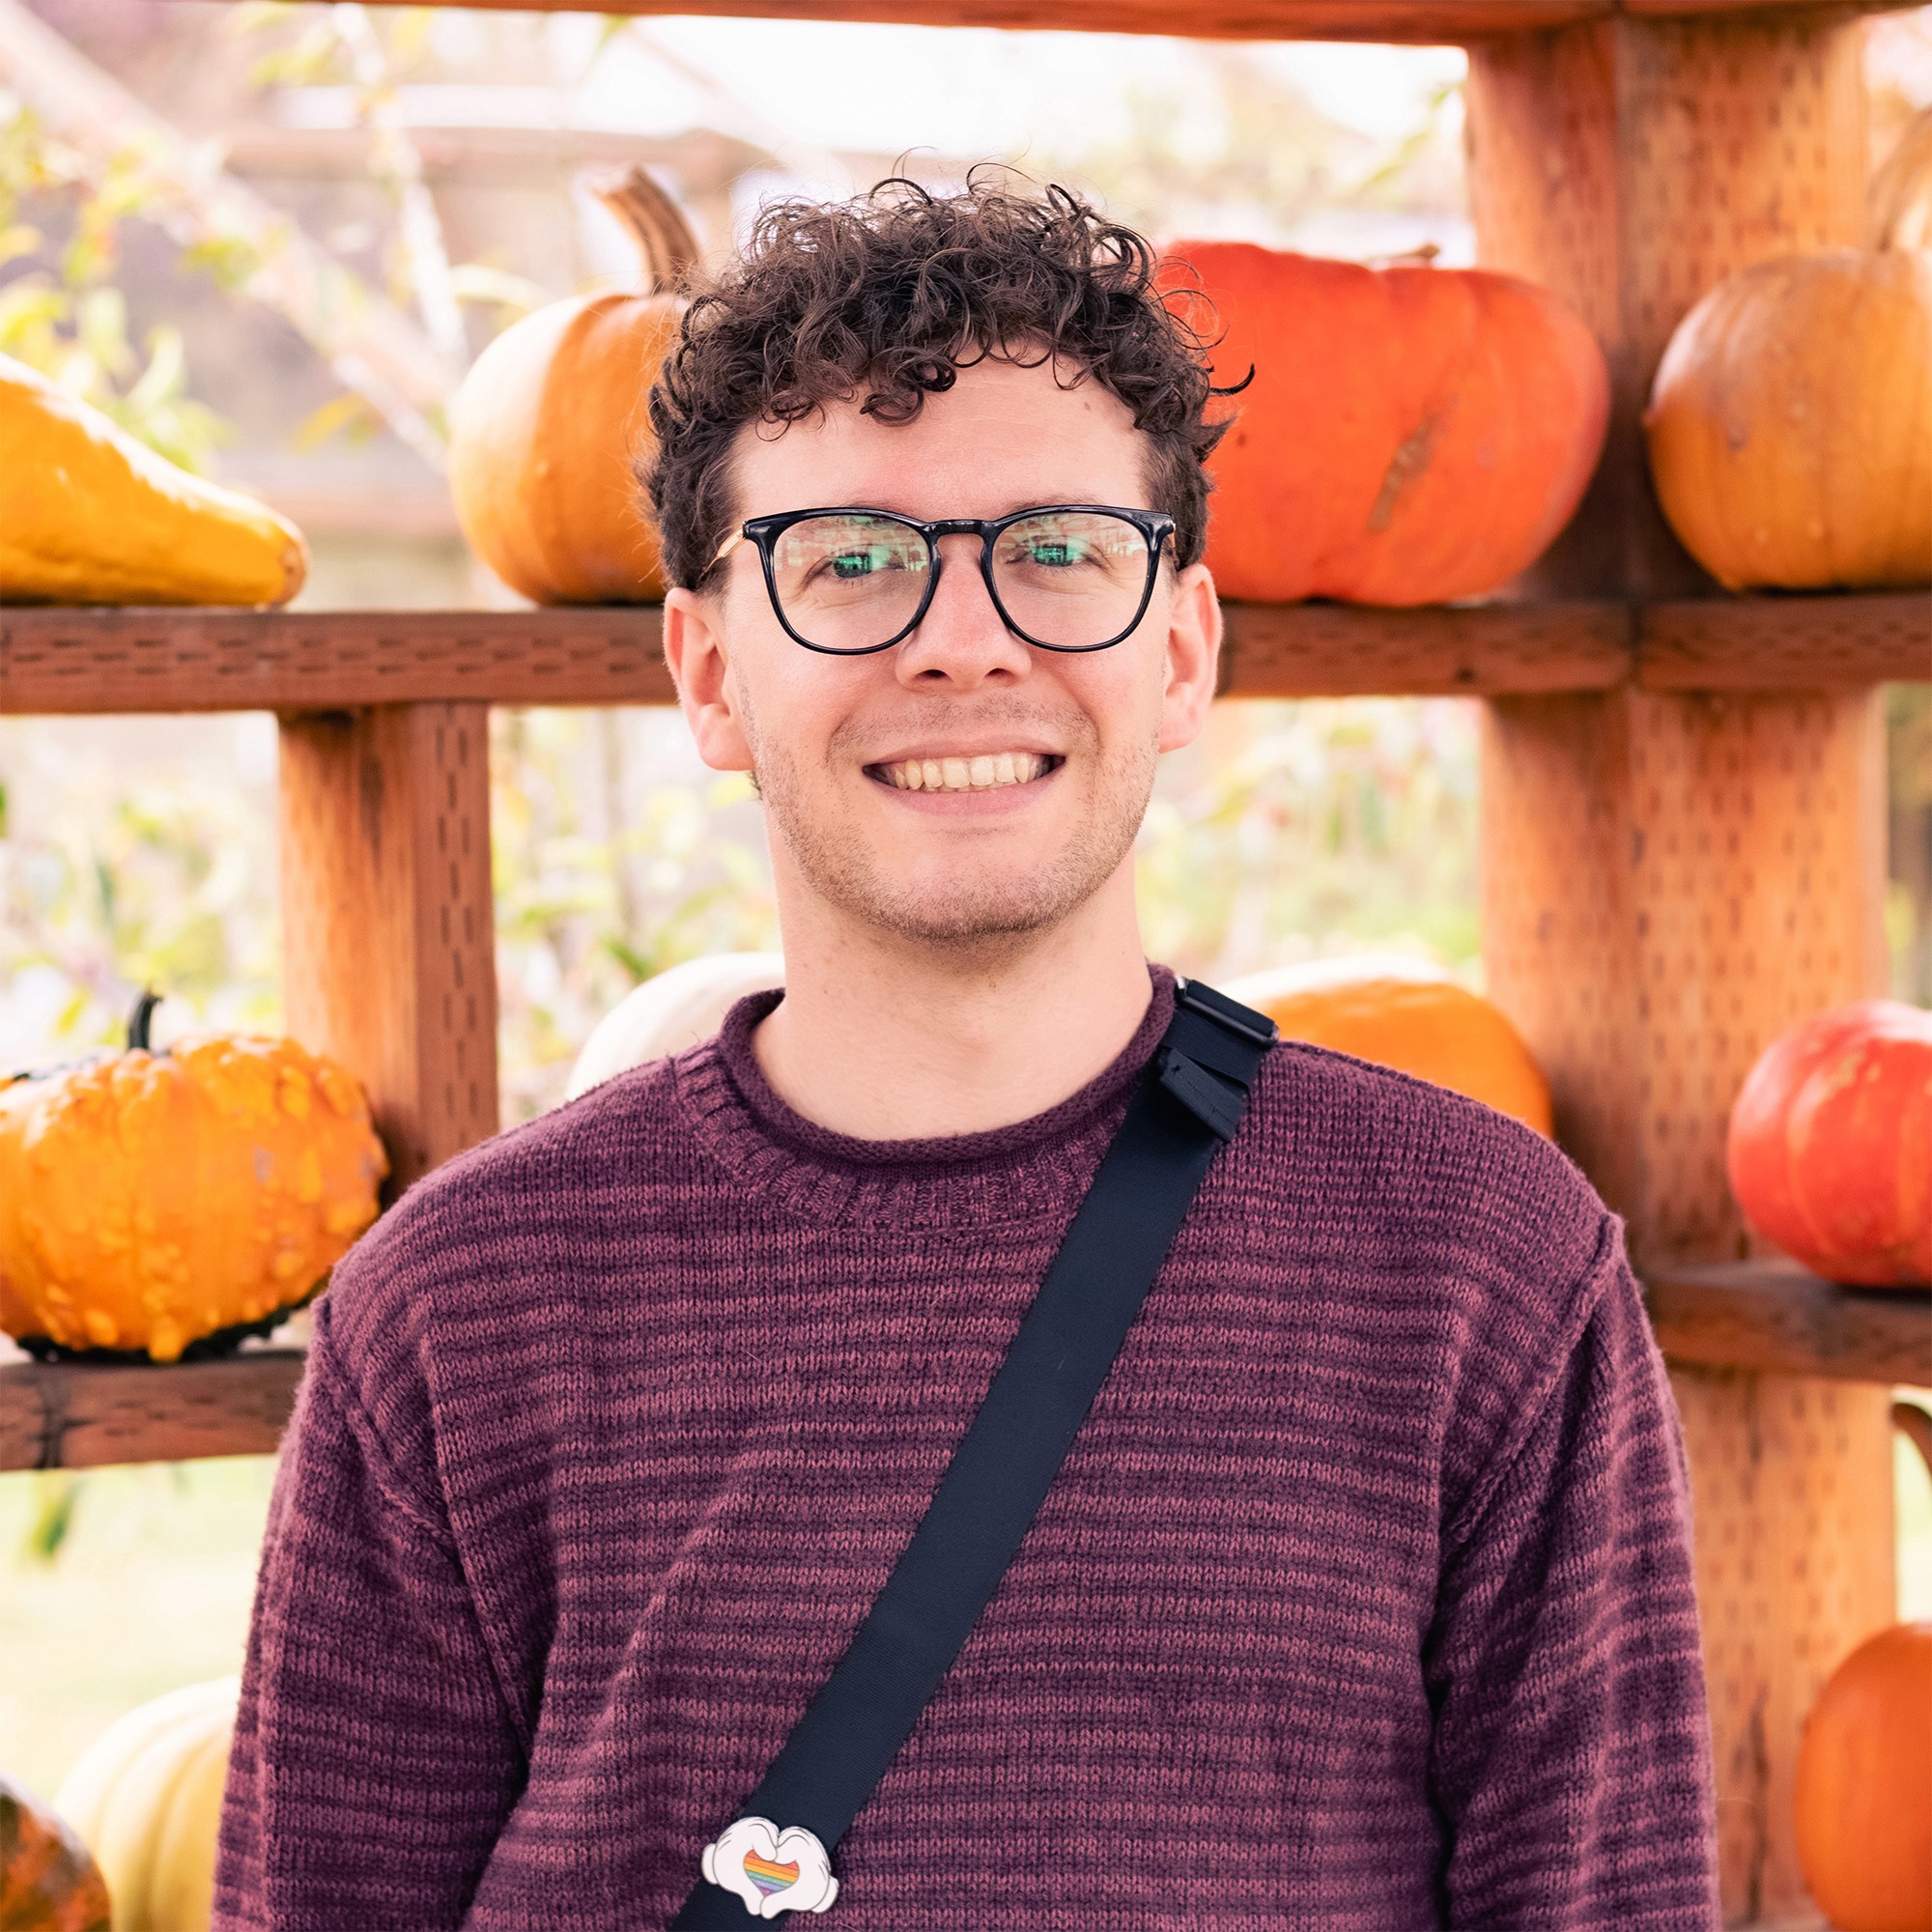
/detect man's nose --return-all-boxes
[893,533,1033,691]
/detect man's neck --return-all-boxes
[751,868,1154,1142]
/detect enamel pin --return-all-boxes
[700,1817,839,1918]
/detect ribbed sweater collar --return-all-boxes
[672,963,1176,1231]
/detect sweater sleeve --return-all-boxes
[212,1329,526,1931]
[1424,1224,1722,1930]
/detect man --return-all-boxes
[215,180,1721,1929]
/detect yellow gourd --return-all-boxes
[0,353,307,607]
[0,1000,388,1362]
[54,1679,238,1932]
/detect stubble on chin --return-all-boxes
[742,696,1159,951]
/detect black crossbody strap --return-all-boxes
[672,980,1275,1927]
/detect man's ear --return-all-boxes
[664,584,754,774]
[1157,560,1222,754]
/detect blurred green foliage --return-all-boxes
[0,104,229,471]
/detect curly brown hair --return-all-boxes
[642,175,1232,591]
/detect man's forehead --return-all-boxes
[728,355,1150,516]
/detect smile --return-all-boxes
[870,753,1060,793]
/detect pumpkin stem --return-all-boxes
[585,166,702,296]
[127,987,161,1052]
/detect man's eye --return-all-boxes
[830,552,877,579]
[1029,542,1079,567]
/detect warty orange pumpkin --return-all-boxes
[0,1776,111,1932]
[0,996,388,1361]
[1727,1000,1932,1290]
[1161,245,1609,606]
[448,166,698,604]
[1793,1622,1932,1932]
[1222,958,1555,1137]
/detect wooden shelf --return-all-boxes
[1637,592,1931,693]
[0,606,675,713]
[2,1258,1921,1472]
[1,592,1921,715]
[1647,1261,1932,1388]
[0,1348,306,1471]
[436,0,1901,44]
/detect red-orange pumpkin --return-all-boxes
[1162,245,1609,606]
[1793,1622,1932,1932]
[1727,1000,1932,1289]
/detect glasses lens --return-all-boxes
[770,513,929,652]
[990,511,1153,649]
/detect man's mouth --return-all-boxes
[869,753,1062,794]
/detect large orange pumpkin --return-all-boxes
[1222,959,1554,1137]
[1727,1000,1932,1290]
[448,167,697,604]
[0,1776,111,1932]
[1793,1622,1932,1931]
[1643,248,1932,590]
[1161,245,1609,606]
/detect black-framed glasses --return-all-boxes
[709,504,1176,656]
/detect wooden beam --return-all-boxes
[405,0,1913,40]
[0,1350,305,1470]
[1649,1262,1932,1385]
[0,597,1918,717]
[1639,592,1932,691]
[0,607,675,713]
[279,703,499,1194]
[1467,14,1898,1922]
[1217,598,1632,695]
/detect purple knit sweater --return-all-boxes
[214,969,1720,1930]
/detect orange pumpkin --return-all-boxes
[1727,1001,1932,1290]
[449,167,697,604]
[1162,245,1609,606]
[1643,249,1932,591]
[1793,1622,1932,1932]
[1222,960,1554,1137]
[0,998,389,1361]
[0,1776,111,1932]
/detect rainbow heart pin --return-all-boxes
[700,1818,838,1918]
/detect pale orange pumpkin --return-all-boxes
[1793,1622,1932,1932]
[1644,249,1932,591]
[449,167,698,604]
[1161,244,1609,606]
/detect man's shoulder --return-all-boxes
[1241,1032,1619,1330]
[316,1052,695,1368]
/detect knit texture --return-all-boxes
[213,968,1720,1930]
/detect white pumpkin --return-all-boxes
[53,1677,238,1932]
[566,952,785,1101]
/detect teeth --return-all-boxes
[880,753,1048,793]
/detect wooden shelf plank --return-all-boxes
[0,1349,306,1471]
[422,0,1902,42]
[1219,598,1632,696]
[1639,592,1931,692]
[1,592,1920,717]
[1646,1260,1932,1387]
[0,607,675,713]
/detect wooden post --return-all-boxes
[278,702,498,1194]
[1465,14,1896,1923]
